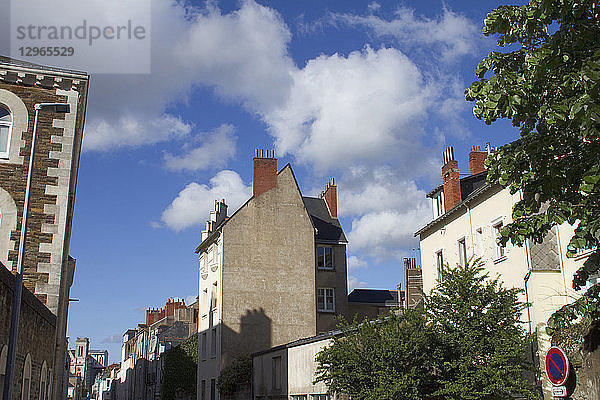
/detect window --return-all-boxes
[39,362,47,400]
[211,328,217,356]
[311,395,329,400]
[0,106,12,158]
[211,282,217,310]
[290,396,307,400]
[317,246,333,269]
[271,356,281,390]
[458,238,467,267]
[22,353,32,400]
[433,192,444,218]
[210,379,216,400]
[0,345,7,400]
[201,332,207,360]
[436,250,444,281]
[201,380,206,400]
[493,221,505,259]
[77,346,83,357]
[317,288,335,312]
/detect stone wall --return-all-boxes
[0,262,56,399]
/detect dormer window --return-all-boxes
[0,106,12,159]
[433,191,444,218]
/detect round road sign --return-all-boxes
[545,346,569,386]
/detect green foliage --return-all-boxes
[465,0,600,334]
[314,259,537,400]
[161,335,198,400]
[216,354,252,396]
[314,309,440,400]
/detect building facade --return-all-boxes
[0,56,89,400]
[196,150,348,400]
[414,144,594,397]
[68,337,108,399]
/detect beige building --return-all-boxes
[415,144,594,398]
[253,333,341,400]
[196,150,348,400]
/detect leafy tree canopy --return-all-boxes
[161,335,198,400]
[465,0,600,334]
[314,260,537,400]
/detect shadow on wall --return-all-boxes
[199,308,273,400]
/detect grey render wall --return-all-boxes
[220,165,317,367]
[316,244,348,333]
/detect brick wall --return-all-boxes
[0,263,56,399]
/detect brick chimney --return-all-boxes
[469,145,488,175]
[253,149,277,197]
[319,178,337,218]
[442,146,461,211]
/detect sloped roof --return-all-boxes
[0,55,88,78]
[348,289,401,305]
[302,196,347,243]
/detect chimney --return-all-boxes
[469,145,488,175]
[319,178,337,218]
[253,149,277,197]
[202,199,228,241]
[442,146,461,210]
[403,257,423,309]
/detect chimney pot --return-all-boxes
[253,149,277,197]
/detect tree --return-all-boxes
[465,0,600,334]
[426,260,537,400]
[314,259,537,400]
[314,308,441,400]
[161,335,197,400]
[216,354,252,397]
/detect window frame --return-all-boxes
[433,191,444,218]
[210,327,217,357]
[317,288,335,312]
[271,356,282,390]
[436,250,444,281]
[0,105,12,159]
[492,219,506,261]
[458,237,467,267]
[316,246,334,270]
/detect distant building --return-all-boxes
[68,337,108,399]
[196,150,349,400]
[0,55,89,400]
[347,288,402,321]
[414,144,596,397]
[98,298,198,400]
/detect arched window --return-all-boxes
[39,361,47,400]
[0,345,8,400]
[21,353,32,400]
[0,106,12,158]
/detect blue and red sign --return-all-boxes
[545,346,569,386]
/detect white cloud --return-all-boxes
[348,275,368,291]
[340,168,430,260]
[267,46,432,171]
[163,124,237,172]
[347,255,367,271]
[329,6,482,61]
[161,170,252,231]
[83,0,294,150]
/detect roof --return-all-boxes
[348,289,401,305]
[414,181,499,237]
[0,55,88,78]
[252,329,342,357]
[196,163,347,253]
[302,196,347,243]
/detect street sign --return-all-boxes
[546,346,569,386]
[552,386,567,397]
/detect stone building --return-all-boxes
[196,150,348,400]
[0,262,56,400]
[67,337,108,399]
[414,144,596,398]
[0,56,89,400]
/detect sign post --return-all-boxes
[545,346,569,398]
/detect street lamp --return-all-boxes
[2,103,70,400]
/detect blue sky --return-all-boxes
[39,0,527,361]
